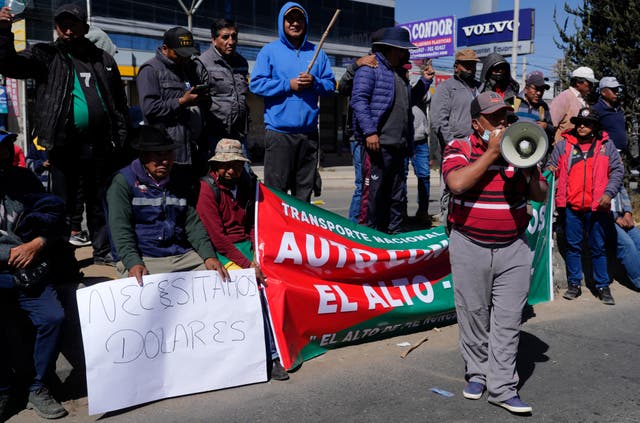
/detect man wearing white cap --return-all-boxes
[593,76,627,152]
[550,66,598,142]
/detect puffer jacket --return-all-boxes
[0,30,128,151]
[547,130,623,211]
[350,52,396,139]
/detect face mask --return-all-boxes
[459,69,474,82]
[475,121,490,142]
[489,71,507,83]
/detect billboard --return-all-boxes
[457,9,534,56]
[398,16,455,59]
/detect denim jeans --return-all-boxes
[0,285,65,391]
[411,140,431,214]
[615,224,640,289]
[348,139,363,223]
[564,208,612,289]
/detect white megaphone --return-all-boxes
[500,122,549,168]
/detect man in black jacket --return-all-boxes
[0,3,129,266]
[0,133,68,420]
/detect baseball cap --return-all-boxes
[571,66,598,83]
[284,6,305,17]
[525,73,550,90]
[163,27,199,58]
[54,3,87,23]
[208,139,250,163]
[529,70,548,81]
[455,48,480,62]
[470,91,511,118]
[599,76,622,90]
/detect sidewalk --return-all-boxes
[251,165,442,189]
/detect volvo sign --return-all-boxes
[457,9,534,57]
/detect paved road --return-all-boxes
[13,285,638,422]
[7,170,640,422]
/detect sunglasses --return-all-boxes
[575,120,595,128]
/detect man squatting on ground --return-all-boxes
[196,139,289,381]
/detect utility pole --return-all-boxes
[511,0,520,81]
[176,0,206,31]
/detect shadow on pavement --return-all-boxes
[516,330,550,390]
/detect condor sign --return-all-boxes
[457,9,534,57]
[399,16,455,59]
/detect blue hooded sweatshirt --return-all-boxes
[249,2,336,133]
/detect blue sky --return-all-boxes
[395,0,581,80]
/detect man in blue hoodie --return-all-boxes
[250,2,335,202]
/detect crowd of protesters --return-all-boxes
[0,1,639,420]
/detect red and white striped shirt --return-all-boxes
[442,133,537,246]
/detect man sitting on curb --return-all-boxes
[0,132,67,420]
[196,139,289,381]
[106,125,228,285]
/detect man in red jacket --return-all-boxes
[196,139,289,381]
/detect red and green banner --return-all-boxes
[526,170,556,304]
[257,173,554,370]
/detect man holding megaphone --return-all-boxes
[442,91,548,414]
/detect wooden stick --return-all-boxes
[400,335,429,359]
[305,9,341,74]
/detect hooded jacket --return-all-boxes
[479,53,519,100]
[547,130,623,211]
[249,2,336,133]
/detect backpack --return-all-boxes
[200,170,258,233]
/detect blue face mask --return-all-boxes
[477,122,491,142]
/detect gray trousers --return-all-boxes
[116,250,206,278]
[449,229,531,402]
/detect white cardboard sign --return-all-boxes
[76,269,267,415]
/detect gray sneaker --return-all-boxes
[598,286,615,305]
[69,230,91,247]
[27,387,67,419]
[270,359,290,381]
[563,284,581,300]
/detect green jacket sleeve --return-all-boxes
[185,205,217,261]
[106,173,144,270]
